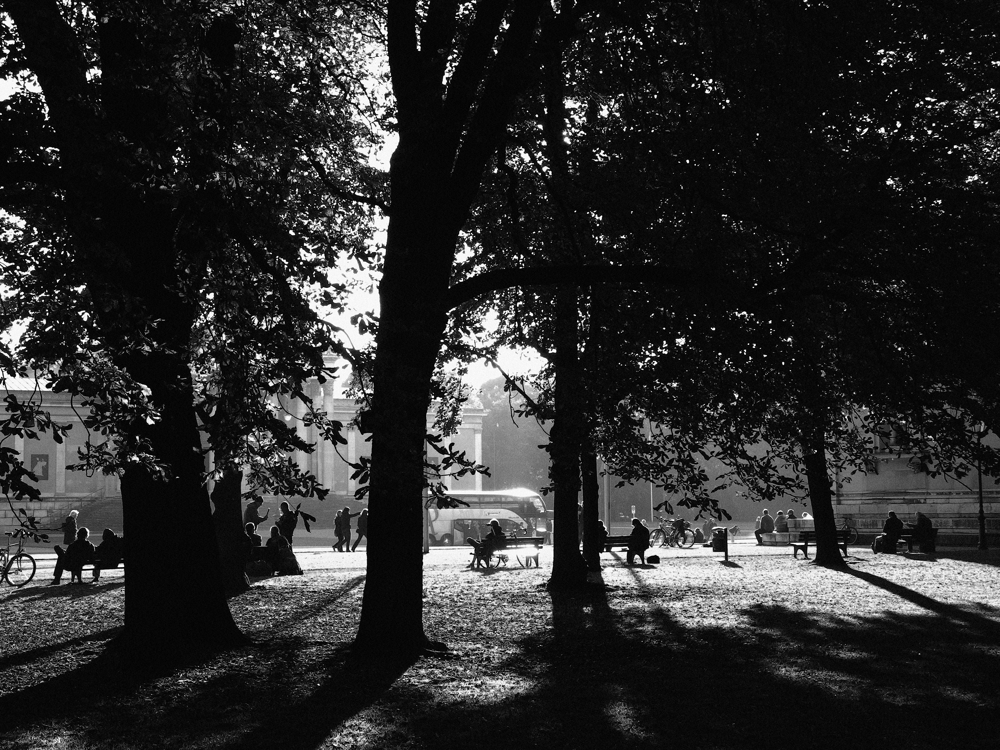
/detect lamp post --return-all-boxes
[978,424,988,551]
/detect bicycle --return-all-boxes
[2,530,37,587]
[649,516,696,548]
[839,517,859,545]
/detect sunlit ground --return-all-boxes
[2,540,998,749]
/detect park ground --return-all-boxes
[1,537,998,750]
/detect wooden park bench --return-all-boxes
[791,529,851,559]
[80,549,126,579]
[898,528,938,554]
[602,536,632,552]
[469,535,545,568]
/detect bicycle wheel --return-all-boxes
[650,529,666,547]
[678,530,696,548]
[3,553,36,587]
[844,525,859,545]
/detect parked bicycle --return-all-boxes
[839,517,859,545]
[649,516,696,548]
[2,530,36,587]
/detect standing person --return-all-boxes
[627,518,650,565]
[333,510,344,552]
[352,509,369,551]
[340,506,361,552]
[243,497,269,528]
[59,509,79,545]
[51,527,96,585]
[755,509,775,545]
[276,501,298,547]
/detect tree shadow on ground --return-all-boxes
[385,567,1000,750]
[4,564,999,749]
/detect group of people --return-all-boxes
[50,509,125,585]
[243,498,307,576]
[592,518,654,565]
[243,498,302,546]
[873,511,935,554]
[333,507,367,552]
[754,508,810,544]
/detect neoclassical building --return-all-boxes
[833,430,1000,546]
[0,364,487,533]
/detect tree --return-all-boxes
[1,0,380,661]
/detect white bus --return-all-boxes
[425,488,549,546]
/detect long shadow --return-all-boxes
[6,561,1000,749]
[843,566,1000,636]
[3,579,125,603]
[0,627,122,673]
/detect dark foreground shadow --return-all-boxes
[4,565,1000,750]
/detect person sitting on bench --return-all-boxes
[467,519,506,565]
[872,511,903,554]
[627,518,650,565]
[51,527,96,585]
[92,528,125,581]
[906,512,935,552]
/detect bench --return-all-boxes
[83,554,125,579]
[602,535,632,552]
[898,528,938,554]
[791,529,851,559]
[469,536,545,568]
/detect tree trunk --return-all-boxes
[354,136,457,657]
[211,470,250,599]
[803,429,848,568]
[548,286,588,589]
[120,359,247,664]
[581,446,602,571]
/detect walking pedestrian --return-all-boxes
[351,509,369,551]
[340,506,361,551]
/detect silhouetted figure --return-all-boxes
[340,506,361,552]
[873,511,904,554]
[352,509,369,551]
[596,519,610,550]
[468,519,506,567]
[59,509,79,545]
[755,509,774,545]
[52,527,96,585]
[627,518,650,565]
[267,525,302,575]
[333,510,345,552]
[907,512,935,553]
[243,497,269,528]
[276,501,298,547]
[92,528,124,581]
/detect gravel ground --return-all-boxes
[2,539,999,750]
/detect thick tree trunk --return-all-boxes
[120,359,247,663]
[354,136,457,657]
[548,287,588,589]
[211,470,251,599]
[803,429,848,568]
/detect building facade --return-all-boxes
[0,368,487,534]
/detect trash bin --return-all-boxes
[712,527,728,553]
